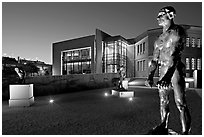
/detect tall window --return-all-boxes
[191,58,195,70]
[142,60,145,71]
[62,47,91,75]
[103,39,127,73]
[140,44,142,54]
[140,61,142,71]
[197,58,201,70]
[137,44,139,55]
[137,61,139,71]
[186,58,190,70]
[192,38,195,47]
[143,42,145,53]
[186,37,190,47]
[197,38,201,48]
[137,42,146,55]
[137,60,146,71]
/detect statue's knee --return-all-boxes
[175,99,186,112]
[160,98,169,107]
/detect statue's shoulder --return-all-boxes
[171,24,186,36]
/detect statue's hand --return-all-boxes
[145,78,154,88]
[157,76,171,89]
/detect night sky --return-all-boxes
[2,2,202,64]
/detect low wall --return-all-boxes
[2,73,119,100]
[128,77,195,88]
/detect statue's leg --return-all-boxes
[119,77,123,89]
[172,69,191,134]
[158,88,170,128]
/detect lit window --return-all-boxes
[103,39,127,73]
[192,38,195,47]
[191,58,195,70]
[186,37,190,47]
[197,58,201,70]
[158,65,161,76]
[197,38,201,48]
[62,47,91,75]
[186,58,190,70]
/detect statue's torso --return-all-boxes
[155,29,180,66]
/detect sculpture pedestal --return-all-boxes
[111,89,134,98]
[9,84,34,107]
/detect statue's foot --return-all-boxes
[181,128,191,135]
[147,123,168,135]
[168,129,179,135]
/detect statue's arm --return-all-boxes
[146,42,160,87]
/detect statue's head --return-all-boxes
[157,6,176,27]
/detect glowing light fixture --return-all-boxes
[49,99,54,103]
[104,92,108,97]
[129,97,133,101]
[185,77,194,82]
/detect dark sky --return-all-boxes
[2,2,202,64]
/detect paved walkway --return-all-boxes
[2,87,202,135]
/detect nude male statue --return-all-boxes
[145,6,191,135]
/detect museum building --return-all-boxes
[52,25,202,78]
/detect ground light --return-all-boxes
[129,97,133,101]
[49,99,54,104]
[104,92,109,97]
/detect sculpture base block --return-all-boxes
[111,89,134,98]
[9,84,34,107]
[9,96,34,107]
[9,84,33,99]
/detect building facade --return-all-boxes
[52,25,202,78]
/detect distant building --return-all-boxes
[2,57,18,68]
[18,58,52,76]
[127,25,202,78]
[52,25,202,78]
[2,56,52,76]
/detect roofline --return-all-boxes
[147,24,202,31]
[128,24,202,44]
[179,24,202,28]
[53,35,95,45]
[53,24,201,45]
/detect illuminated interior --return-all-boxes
[102,39,127,73]
[62,47,91,74]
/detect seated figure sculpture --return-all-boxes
[15,67,26,84]
[118,66,126,90]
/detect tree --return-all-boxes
[23,63,39,76]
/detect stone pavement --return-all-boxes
[2,87,202,135]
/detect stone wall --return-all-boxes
[2,73,118,100]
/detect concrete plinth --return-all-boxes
[9,97,34,107]
[111,89,134,98]
[9,84,34,107]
